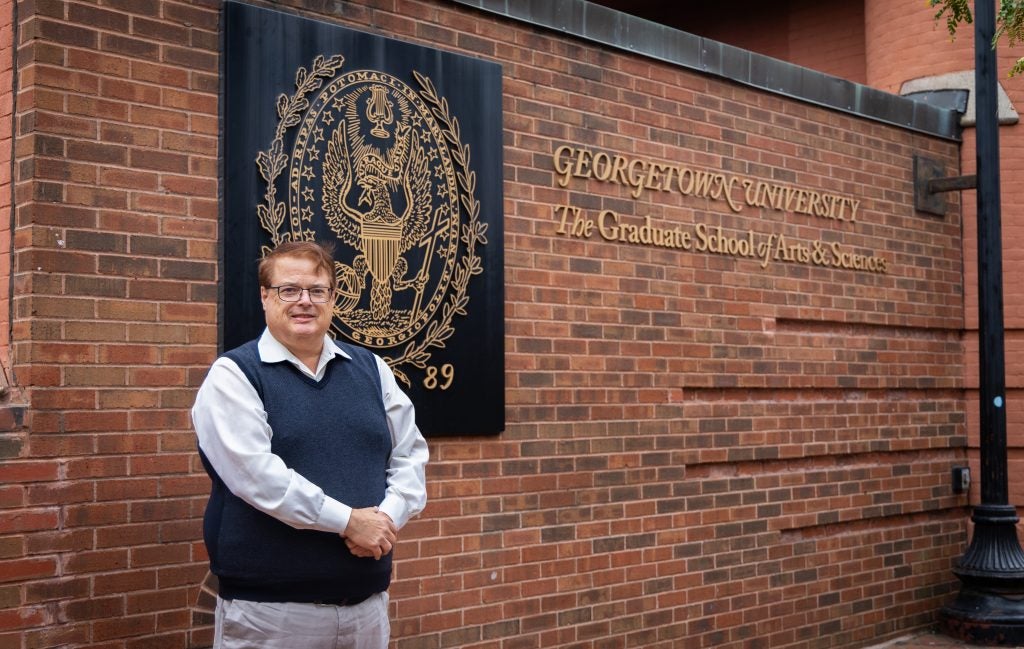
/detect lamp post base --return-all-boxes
[941,588,1024,645]
[940,505,1024,645]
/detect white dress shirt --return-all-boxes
[192,329,428,535]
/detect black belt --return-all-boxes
[312,593,374,607]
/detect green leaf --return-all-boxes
[998,0,1024,44]
[930,0,972,37]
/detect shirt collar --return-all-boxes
[257,328,351,379]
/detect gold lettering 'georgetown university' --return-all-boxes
[255,55,488,386]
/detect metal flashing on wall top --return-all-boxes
[452,0,963,141]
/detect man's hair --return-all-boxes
[258,241,337,290]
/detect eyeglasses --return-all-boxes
[267,285,335,303]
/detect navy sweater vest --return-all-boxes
[200,339,393,603]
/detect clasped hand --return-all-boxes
[342,507,397,560]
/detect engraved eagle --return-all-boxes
[322,102,434,321]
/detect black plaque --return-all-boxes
[223,2,504,436]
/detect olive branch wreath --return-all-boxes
[382,71,488,386]
[255,54,346,252]
[254,58,487,387]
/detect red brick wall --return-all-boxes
[3,0,219,647]
[681,0,1024,560]
[663,0,867,84]
[788,0,866,84]
[0,0,11,374]
[863,0,974,94]
[0,1,966,648]
[861,0,1024,518]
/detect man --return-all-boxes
[192,241,428,649]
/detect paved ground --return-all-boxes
[866,629,1024,648]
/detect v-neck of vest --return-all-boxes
[285,355,343,388]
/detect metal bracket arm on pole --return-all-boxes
[913,154,977,216]
[929,173,977,193]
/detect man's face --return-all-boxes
[260,255,334,353]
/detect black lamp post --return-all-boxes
[939,0,1024,642]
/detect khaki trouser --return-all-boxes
[213,593,390,649]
